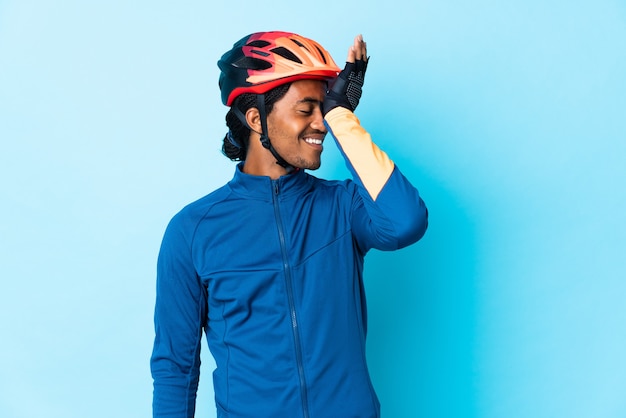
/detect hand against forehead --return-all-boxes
[322,34,369,114]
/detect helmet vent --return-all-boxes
[246,40,271,48]
[315,46,328,64]
[290,38,310,51]
[232,56,273,70]
[251,49,270,57]
[270,47,303,64]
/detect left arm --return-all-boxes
[323,35,428,251]
[325,107,428,251]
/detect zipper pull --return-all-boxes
[274,182,279,196]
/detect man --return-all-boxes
[151,31,428,418]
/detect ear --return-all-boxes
[245,107,262,135]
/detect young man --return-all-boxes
[151,31,428,418]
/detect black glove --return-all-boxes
[323,57,369,115]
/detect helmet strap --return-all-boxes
[256,95,295,174]
[229,96,295,174]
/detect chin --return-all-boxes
[306,160,322,170]
[292,157,321,171]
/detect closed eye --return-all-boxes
[296,97,323,116]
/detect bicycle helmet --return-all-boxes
[218,31,340,106]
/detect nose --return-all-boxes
[311,107,327,132]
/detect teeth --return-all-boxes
[304,138,323,145]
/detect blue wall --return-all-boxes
[1,1,625,417]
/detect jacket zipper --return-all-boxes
[272,180,310,418]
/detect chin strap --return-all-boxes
[255,95,294,173]
[230,96,294,174]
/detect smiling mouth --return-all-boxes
[303,137,324,145]
[302,131,326,146]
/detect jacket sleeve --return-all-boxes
[324,107,428,252]
[150,212,207,418]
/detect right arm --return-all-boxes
[150,214,207,418]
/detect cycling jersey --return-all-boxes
[151,107,428,418]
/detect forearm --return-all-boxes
[152,368,200,418]
[325,107,428,249]
[324,107,394,201]
[151,311,203,418]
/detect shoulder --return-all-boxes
[306,172,357,196]
[165,183,233,236]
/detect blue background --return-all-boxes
[1,1,625,417]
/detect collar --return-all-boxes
[227,162,312,201]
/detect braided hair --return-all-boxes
[222,83,292,161]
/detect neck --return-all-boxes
[242,159,291,179]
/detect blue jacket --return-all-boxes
[151,108,428,418]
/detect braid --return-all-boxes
[221,83,292,161]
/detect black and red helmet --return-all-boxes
[218,31,340,106]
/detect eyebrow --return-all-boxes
[296,97,323,105]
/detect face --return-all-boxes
[266,80,328,171]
